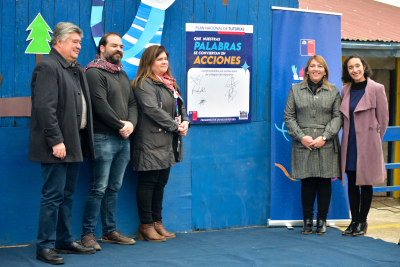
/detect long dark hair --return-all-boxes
[131,45,176,90]
[341,54,373,83]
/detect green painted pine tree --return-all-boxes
[25,13,53,54]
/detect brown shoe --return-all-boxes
[81,233,102,251]
[102,230,136,245]
[153,221,176,239]
[138,224,166,242]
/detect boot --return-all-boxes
[352,222,368,236]
[342,222,358,236]
[154,221,176,239]
[316,220,327,235]
[137,224,166,242]
[302,219,313,234]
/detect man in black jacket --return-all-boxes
[80,32,138,250]
[29,22,96,265]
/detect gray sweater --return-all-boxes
[86,68,138,135]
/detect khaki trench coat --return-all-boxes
[284,82,343,179]
[339,78,389,186]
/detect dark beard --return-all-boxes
[104,51,122,65]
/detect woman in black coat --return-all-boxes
[131,45,189,242]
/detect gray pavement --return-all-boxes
[339,197,400,244]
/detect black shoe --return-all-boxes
[55,241,96,255]
[36,248,65,265]
[316,220,327,235]
[302,219,314,234]
[353,222,368,236]
[342,221,358,236]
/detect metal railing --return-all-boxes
[373,126,400,193]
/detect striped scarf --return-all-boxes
[84,55,123,74]
[158,74,184,104]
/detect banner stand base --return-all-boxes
[268,219,351,228]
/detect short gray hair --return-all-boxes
[50,22,83,47]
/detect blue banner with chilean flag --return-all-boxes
[269,7,350,226]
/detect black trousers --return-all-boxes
[301,177,332,221]
[346,171,373,223]
[136,168,170,224]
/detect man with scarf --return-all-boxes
[81,32,138,250]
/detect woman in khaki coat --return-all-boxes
[284,55,342,235]
[340,54,389,236]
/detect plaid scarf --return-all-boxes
[158,74,184,104]
[84,55,123,73]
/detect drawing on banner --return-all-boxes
[90,0,175,79]
[25,13,52,54]
[225,76,239,102]
[186,23,253,124]
[187,68,250,119]
[300,39,315,56]
[274,122,289,141]
[275,164,299,181]
[275,163,339,182]
[292,65,304,81]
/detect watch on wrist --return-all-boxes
[322,136,327,141]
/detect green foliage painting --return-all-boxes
[25,13,53,54]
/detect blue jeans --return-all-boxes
[81,134,130,237]
[36,162,80,251]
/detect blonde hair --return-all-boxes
[301,55,331,90]
[131,45,177,90]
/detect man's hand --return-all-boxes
[52,142,66,160]
[178,121,189,136]
[301,135,314,151]
[119,120,134,139]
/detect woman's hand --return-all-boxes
[310,136,326,149]
[178,121,189,136]
[301,135,314,150]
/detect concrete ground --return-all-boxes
[339,197,400,244]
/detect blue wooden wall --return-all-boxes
[0,0,298,245]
